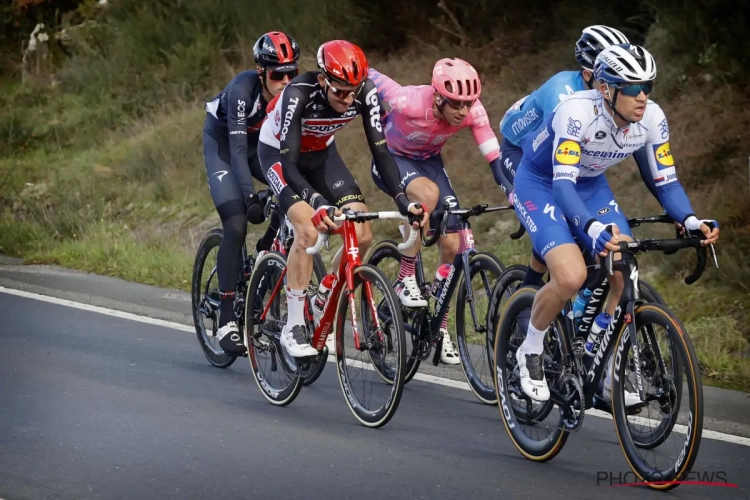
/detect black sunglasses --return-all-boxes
[615,81,654,97]
[267,69,298,81]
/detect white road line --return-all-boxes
[3,285,750,448]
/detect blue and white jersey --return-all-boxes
[499,71,585,146]
[518,89,694,227]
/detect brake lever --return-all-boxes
[709,243,719,269]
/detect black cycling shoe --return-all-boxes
[218,322,246,355]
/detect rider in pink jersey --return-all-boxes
[370,58,507,365]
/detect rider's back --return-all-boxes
[499,70,585,146]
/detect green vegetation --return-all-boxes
[1,0,748,389]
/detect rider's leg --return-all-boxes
[511,166,584,401]
[204,130,248,354]
[522,251,548,287]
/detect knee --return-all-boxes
[409,181,440,212]
[294,222,319,248]
[551,262,587,298]
[222,214,247,246]
[440,233,460,260]
[357,224,373,251]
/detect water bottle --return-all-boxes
[314,273,336,314]
[584,312,611,357]
[430,264,452,300]
[572,288,592,324]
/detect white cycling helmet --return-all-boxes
[594,44,656,84]
[575,25,630,70]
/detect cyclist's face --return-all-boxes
[435,94,471,126]
[318,74,358,113]
[599,82,648,123]
[259,66,296,96]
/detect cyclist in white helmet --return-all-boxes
[509,44,720,402]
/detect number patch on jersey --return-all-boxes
[654,142,674,168]
[555,140,581,165]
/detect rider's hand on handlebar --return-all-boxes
[699,222,720,246]
[589,221,621,257]
[311,205,341,233]
[408,202,428,229]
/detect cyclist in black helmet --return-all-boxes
[202,31,300,355]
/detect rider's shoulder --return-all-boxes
[552,89,599,115]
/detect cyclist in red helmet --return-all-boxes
[258,40,427,358]
[203,31,300,355]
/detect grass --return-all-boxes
[2,18,749,390]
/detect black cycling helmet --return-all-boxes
[253,31,300,72]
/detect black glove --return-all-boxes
[245,194,265,225]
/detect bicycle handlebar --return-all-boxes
[601,222,718,285]
[421,202,513,248]
[305,211,419,255]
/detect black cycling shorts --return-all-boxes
[257,141,365,214]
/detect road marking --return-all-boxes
[3,285,750,448]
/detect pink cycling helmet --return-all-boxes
[431,58,481,101]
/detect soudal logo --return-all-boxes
[279,97,299,141]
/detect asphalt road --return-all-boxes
[2,288,750,500]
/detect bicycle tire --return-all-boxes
[245,251,303,406]
[300,254,329,386]
[192,228,237,369]
[335,264,407,428]
[611,303,703,491]
[455,252,505,405]
[364,240,424,384]
[494,287,570,462]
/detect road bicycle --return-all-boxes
[191,189,327,385]
[366,202,513,405]
[493,215,718,491]
[245,207,419,428]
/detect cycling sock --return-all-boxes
[398,255,417,281]
[286,287,307,328]
[218,290,236,328]
[522,267,546,288]
[441,307,450,331]
[523,322,547,355]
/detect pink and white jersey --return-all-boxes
[368,69,500,162]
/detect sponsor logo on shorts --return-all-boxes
[333,180,344,189]
[337,194,364,205]
[541,240,556,257]
[444,196,457,208]
[555,140,581,165]
[515,199,538,233]
[598,207,610,215]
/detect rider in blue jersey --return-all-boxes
[495,26,665,290]
[511,44,720,403]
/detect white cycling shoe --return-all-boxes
[395,275,428,308]
[515,346,550,402]
[440,329,460,365]
[598,360,643,407]
[280,324,318,358]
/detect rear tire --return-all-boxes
[192,228,237,369]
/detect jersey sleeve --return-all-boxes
[360,79,405,200]
[641,104,696,224]
[467,101,500,162]
[367,68,423,118]
[278,86,327,208]
[226,81,259,197]
[548,100,599,231]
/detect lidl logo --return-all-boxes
[655,142,674,167]
[555,140,581,165]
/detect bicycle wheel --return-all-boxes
[639,279,666,305]
[191,228,237,369]
[335,264,406,428]
[455,252,505,405]
[611,303,702,491]
[245,251,303,406]
[494,287,572,462]
[300,254,329,386]
[364,240,424,384]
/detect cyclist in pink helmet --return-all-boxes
[369,57,505,365]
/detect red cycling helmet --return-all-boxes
[316,40,369,87]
